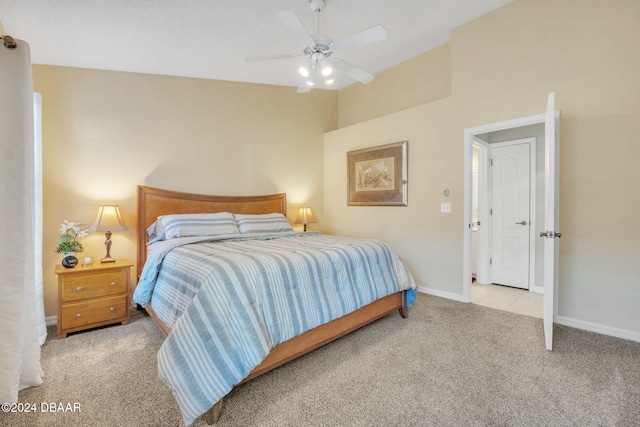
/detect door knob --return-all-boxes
[540,231,562,238]
[515,220,527,225]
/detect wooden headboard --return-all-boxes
[136,185,287,279]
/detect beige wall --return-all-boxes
[337,43,451,128]
[34,65,337,318]
[33,0,640,338]
[326,98,462,293]
[328,0,640,337]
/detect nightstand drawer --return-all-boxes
[56,259,133,339]
[61,270,127,302]
[61,294,127,330]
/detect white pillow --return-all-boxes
[234,213,292,234]
[146,220,166,243]
[158,212,239,239]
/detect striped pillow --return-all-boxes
[146,220,166,243]
[234,213,292,234]
[159,212,239,239]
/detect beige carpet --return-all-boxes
[5,294,640,426]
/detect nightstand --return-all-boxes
[55,259,133,339]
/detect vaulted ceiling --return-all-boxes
[0,0,512,90]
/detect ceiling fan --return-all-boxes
[246,0,388,93]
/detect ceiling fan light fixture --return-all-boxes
[304,64,318,86]
[321,64,333,77]
[324,76,335,85]
[298,65,310,77]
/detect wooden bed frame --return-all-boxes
[136,185,409,424]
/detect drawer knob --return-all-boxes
[76,313,82,318]
[110,282,116,286]
[76,286,83,291]
[110,307,115,312]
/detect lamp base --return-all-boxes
[101,231,115,263]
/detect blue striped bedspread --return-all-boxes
[133,232,417,425]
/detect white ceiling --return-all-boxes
[0,0,512,90]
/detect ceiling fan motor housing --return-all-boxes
[304,33,333,60]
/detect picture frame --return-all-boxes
[347,141,408,206]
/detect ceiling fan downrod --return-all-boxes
[309,0,326,35]
[300,0,333,86]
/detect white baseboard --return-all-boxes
[417,287,640,343]
[529,285,543,294]
[557,316,640,343]
[417,286,468,303]
[45,315,57,326]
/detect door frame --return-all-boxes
[473,138,490,285]
[463,114,546,303]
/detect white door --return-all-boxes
[490,142,530,289]
[542,92,560,351]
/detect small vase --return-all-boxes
[62,252,79,268]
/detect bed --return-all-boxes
[133,185,417,425]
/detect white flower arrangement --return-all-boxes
[55,220,88,254]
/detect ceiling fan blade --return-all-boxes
[332,59,375,84]
[297,84,311,93]
[246,53,302,62]
[276,10,315,45]
[331,25,387,52]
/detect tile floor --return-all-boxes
[472,282,543,318]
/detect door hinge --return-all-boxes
[490,208,492,215]
[489,257,492,265]
[490,159,493,166]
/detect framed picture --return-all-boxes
[347,141,408,206]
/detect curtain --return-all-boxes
[34,92,47,345]
[0,39,44,403]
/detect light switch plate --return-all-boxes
[441,203,452,214]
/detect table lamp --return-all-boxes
[88,205,128,263]
[294,207,316,232]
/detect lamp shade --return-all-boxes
[88,205,128,232]
[294,207,316,226]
